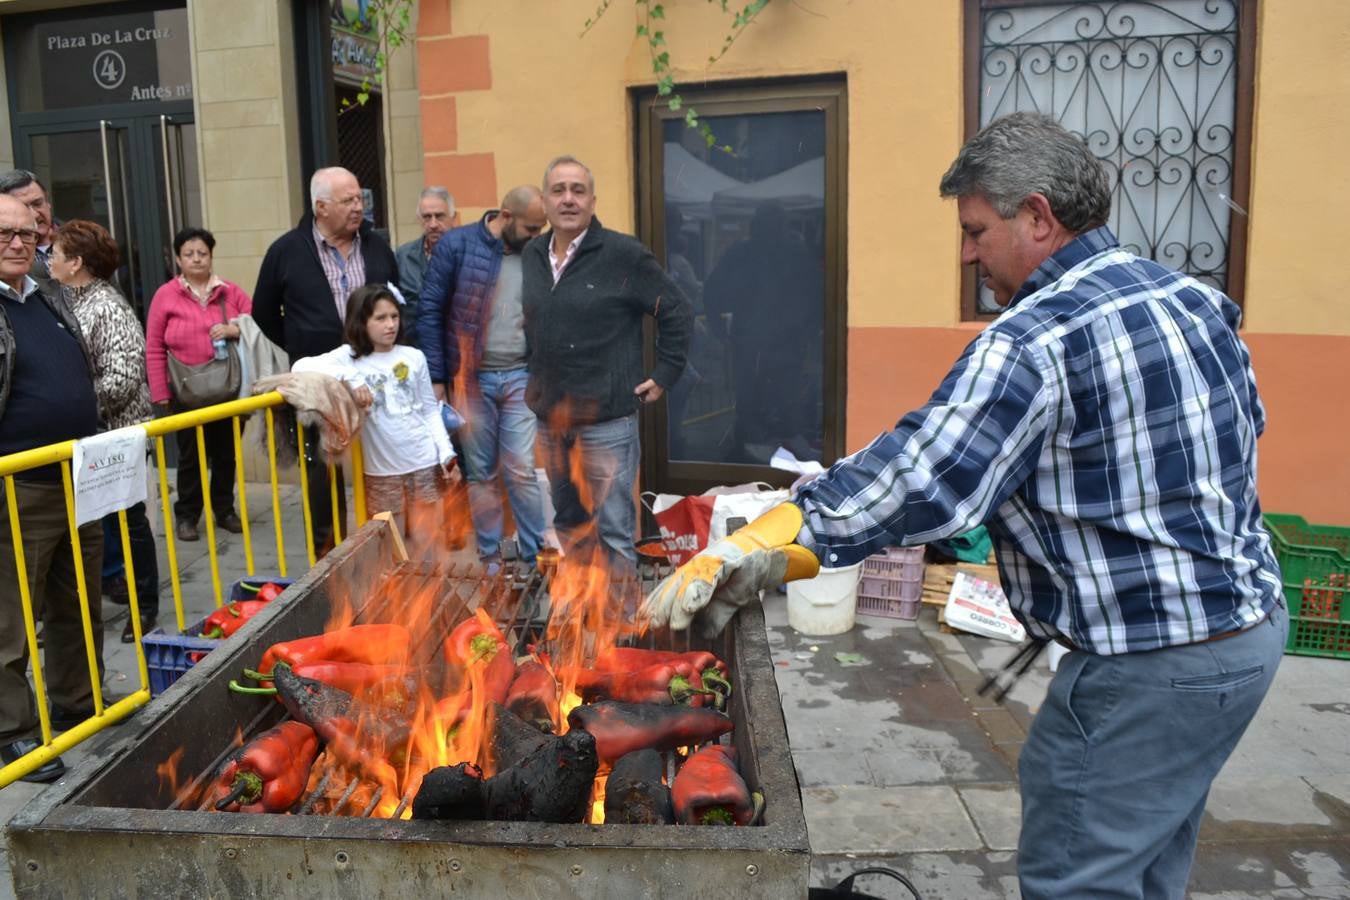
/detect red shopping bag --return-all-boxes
[647,493,716,565]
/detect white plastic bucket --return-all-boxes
[786,562,863,636]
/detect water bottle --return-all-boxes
[212,337,228,361]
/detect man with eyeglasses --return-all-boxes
[0,170,59,298]
[254,166,400,557]
[0,194,103,783]
[395,186,456,329]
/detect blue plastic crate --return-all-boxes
[142,577,293,696]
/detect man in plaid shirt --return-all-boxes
[642,113,1286,898]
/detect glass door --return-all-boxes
[20,113,196,317]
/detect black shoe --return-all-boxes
[121,612,157,644]
[103,573,130,606]
[217,511,244,533]
[0,739,66,783]
[175,519,199,542]
[48,704,93,732]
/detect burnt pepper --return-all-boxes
[671,744,763,826]
[505,660,559,732]
[231,662,415,710]
[210,721,319,813]
[566,701,734,763]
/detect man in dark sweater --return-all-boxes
[0,194,103,783]
[522,156,692,573]
[253,167,399,555]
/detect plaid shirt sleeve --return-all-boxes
[795,331,1052,567]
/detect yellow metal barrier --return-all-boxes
[0,392,368,787]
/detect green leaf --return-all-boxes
[651,4,665,18]
[650,30,665,46]
[685,109,698,128]
[656,51,669,66]
[657,75,675,95]
[635,24,647,36]
[705,132,717,148]
[668,95,682,110]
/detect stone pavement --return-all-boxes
[3,483,1349,898]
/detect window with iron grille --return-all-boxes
[963,0,1255,317]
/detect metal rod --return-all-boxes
[98,121,117,241]
[333,777,361,815]
[357,786,385,818]
[159,114,177,239]
[297,769,335,815]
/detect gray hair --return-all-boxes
[939,112,1111,232]
[543,155,595,193]
[310,167,356,210]
[502,184,542,215]
[419,186,453,209]
[0,169,47,197]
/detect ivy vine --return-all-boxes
[584,0,772,151]
[343,0,416,111]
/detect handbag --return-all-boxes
[166,291,242,408]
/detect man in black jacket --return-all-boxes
[522,156,692,574]
[253,166,399,555]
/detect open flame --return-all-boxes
[184,398,662,820]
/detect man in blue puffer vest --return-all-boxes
[416,185,549,569]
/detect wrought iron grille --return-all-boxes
[978,1,1243,313]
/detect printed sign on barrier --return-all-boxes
[72,427,147,525]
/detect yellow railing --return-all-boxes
[0,392,367,788]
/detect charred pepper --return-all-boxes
[595,647,732,699]
[566,701,734,763]
[566,660,714,706]
[505,659,559,732]
[210,721,319,813]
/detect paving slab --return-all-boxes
[801,784,984,855]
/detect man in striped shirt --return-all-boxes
[642,113,1286,899]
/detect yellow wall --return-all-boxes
[444,0,965,328]
[1244,0,1350,335]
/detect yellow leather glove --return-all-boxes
[639,503,821,636]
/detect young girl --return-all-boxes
[292,285,458,543]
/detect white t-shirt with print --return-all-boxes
[292,344,453,476]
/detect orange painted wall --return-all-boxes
[849,327,1350,527]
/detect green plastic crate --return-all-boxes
[1264,514,1350,659]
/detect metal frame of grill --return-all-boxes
[7,521,810,898]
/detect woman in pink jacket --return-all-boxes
[145,227,252,542]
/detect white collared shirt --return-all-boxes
[548,229,587,284]
[0,274,40,303]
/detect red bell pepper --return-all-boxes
[566,701,734,763]
[202,600,271,639]
[595,648,732,699]
[671,744,764,826]
[444,608,506,667]
[565,660,715,706]
[210,721,319,813]
[256,624,411,677]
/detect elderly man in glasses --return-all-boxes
[0,169,59,298]
[0,194,104,783]
[253,166,400,557]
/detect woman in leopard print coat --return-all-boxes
[50,220,159,642]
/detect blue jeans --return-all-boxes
[1017,601,1288,899]
[536,412,639,571]
[460,368,545,564]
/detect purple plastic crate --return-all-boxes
[861,545,925,581]
[857,595,921,620]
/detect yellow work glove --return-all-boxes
[639,503,821,636]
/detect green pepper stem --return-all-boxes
[699,806,735,826]
[228,680,277,695]
[203,627,223,639]
[214,771,263,810]
[701,669,732,697]
[749,792,765,826]
[241,668,271,681]
[227,605,242,618]
[669,675,718,705]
